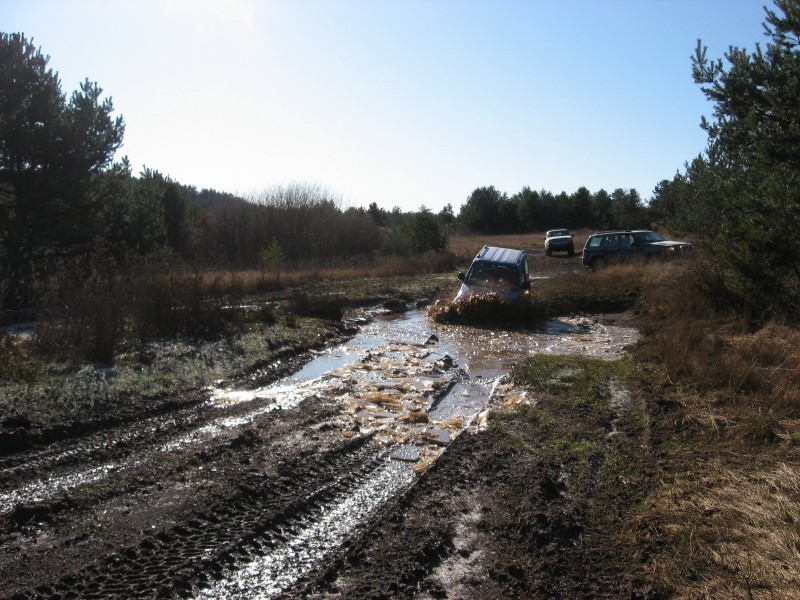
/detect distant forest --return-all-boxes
[3,0,800,325]
[0,31,662,311]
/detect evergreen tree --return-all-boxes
[690,0,800,322]
[0,33,124,308]
[407,207,448,252]
[571,186,594,228]
[438,203,455,225]
[458,186,505,232]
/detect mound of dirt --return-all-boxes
[428,294,547,327]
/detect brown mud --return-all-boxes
[0,252,661,599]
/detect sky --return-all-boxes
[2,0,770,213]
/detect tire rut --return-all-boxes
[7,435,390,599]
[0,396,211,487]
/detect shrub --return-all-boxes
[33,264,126,364]
[130,268,234,340]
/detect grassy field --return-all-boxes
[448,229,595,261]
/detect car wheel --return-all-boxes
[568,247,575,257]
[591,257,606,272]
[546,249,551,257]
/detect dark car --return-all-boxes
[581,230,693,271]
[455,245,531,301]
[544,229,574,256]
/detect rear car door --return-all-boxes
[618,233,636,262]
[601,233,620,261]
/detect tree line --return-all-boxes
[456,185,649,234]
[0,32,453,311]
[3,0,799,325]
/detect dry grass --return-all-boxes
[449,229,595,263]
[196,252,457,297]
[638,261,800,440]
[628,258,800,598]
[643,460,800,599]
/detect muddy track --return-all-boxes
[0,338,363,598]
[0,382,388,599]
[0,307,643,599]
[15,436,386,599]
[0,392,208,485]
[288,385,653,600]
[0,310,456,598]
[0,338,339,459]
[0,339,341,512]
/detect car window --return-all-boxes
[587,236,602,248]
[634,231,665,243]
[602,234,620,249]
[466,263,519,291]
[620,234,634,248]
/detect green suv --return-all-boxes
[581,230,693,272]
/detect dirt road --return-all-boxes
[1,249,660,598]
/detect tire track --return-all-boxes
[17,437,391,599]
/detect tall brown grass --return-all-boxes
[20,251,456,366]
[33,265,127,364]
[638,259,800,442]
[630,257,800,598]
[196,251,456,297]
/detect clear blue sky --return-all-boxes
[2,0,769,212]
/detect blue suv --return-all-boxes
[455,246,531,301]
[582,230,693,271]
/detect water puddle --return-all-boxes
[193,308,638,598]
[200,310,638,478]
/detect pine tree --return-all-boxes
[690,0,800,322]
[0,33,124,308]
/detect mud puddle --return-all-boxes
[0,308,638,598]
[191,309,638,598]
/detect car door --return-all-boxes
[601,233,620,261]
[618,233,636,262]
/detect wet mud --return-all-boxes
[0,305,643,599]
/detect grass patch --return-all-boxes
[479,350,654,594]
[512,353,635,402]
[493,354,645,495]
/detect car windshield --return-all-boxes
[466,263,519,292]
[548,230,569,237]
[635,231,665,243]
